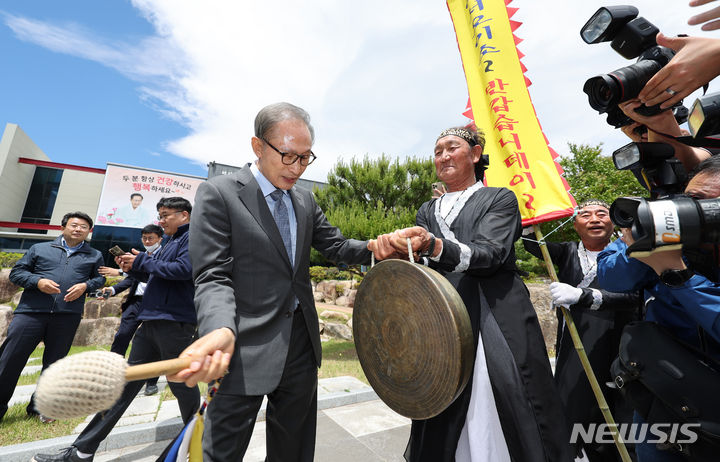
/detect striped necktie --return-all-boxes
[270,189,292,262]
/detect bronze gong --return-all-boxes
[353,259,474,419]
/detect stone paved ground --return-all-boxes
[89,399,411,462]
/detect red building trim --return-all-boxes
[18,157,106,174]
[0,222,63,231]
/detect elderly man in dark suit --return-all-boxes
[174,102,371,461]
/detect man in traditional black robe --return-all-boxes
[523,200,641,461]
[370,126,573,462]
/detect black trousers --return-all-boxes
[202,310,318,462]
[0,312,81,420]
[73,320,200,454]
[110,300,157,388]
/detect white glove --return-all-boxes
[549,282,583,306]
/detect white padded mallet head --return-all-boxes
[35,350,191,419]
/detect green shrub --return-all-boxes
[0,252,24,269]
[309,265,361,282]
[309,266,327,283]
[104,276,124,287]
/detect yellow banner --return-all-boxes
[447,0,576,224]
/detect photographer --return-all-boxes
[597,156,720,461]
[598,157,720,348]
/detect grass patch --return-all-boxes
[0,403,86,447]
[16,370,41,386]
[28,344,112,360]
[319,339,367,385]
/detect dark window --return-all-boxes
[0,236,54,252]
[90,225,146,266]
[19,167,64,234]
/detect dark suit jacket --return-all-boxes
[189,166,371,395]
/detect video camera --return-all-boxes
[581,6,681,128]
[609,196,720,253]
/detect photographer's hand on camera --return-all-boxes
[619,99,683,137]
[639,33,720,109]
[618,99,711,171]
[620,121,648,143]
[621,227,687,276]
[95,287,113,299]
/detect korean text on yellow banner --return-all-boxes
[447,0,576,224]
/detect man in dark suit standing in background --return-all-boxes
[173,102,371,461]
[98,223,165,395]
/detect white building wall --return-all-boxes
[0,124,50,231]
[50,169,104,227]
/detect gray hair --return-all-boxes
[254,102,315,144]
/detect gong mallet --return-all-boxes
[34,350,192,420]
[533,225,631,462]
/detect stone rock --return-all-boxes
[526,282,556,356]
[0,269,20,304]
[318,320,325,335]
[316,280,337,303]
[72,317,121,346]
[335,281,353,297]
[347,318,353,331]
[334,290,357,308]
[0,305,13,343]
[313,291,325,302]
[345,289,357,307]
[97,297,123,318]
[83,299,102,319]
[324,322,353,341]
[12,291,22,307]
[320,310,349,322]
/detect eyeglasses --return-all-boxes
[67,223,90,230]
[157,211,183,221]
[262,138,316,166]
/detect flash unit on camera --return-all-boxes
[688,92,720,138]
[612,142,675,170]
[613,143,641,170]
[581,6,638,45]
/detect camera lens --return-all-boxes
[698,198,720,244]
[584,75,621,112]
[610,59,662,101]
[584,58,664,114]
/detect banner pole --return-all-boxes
[533,224,631,462]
